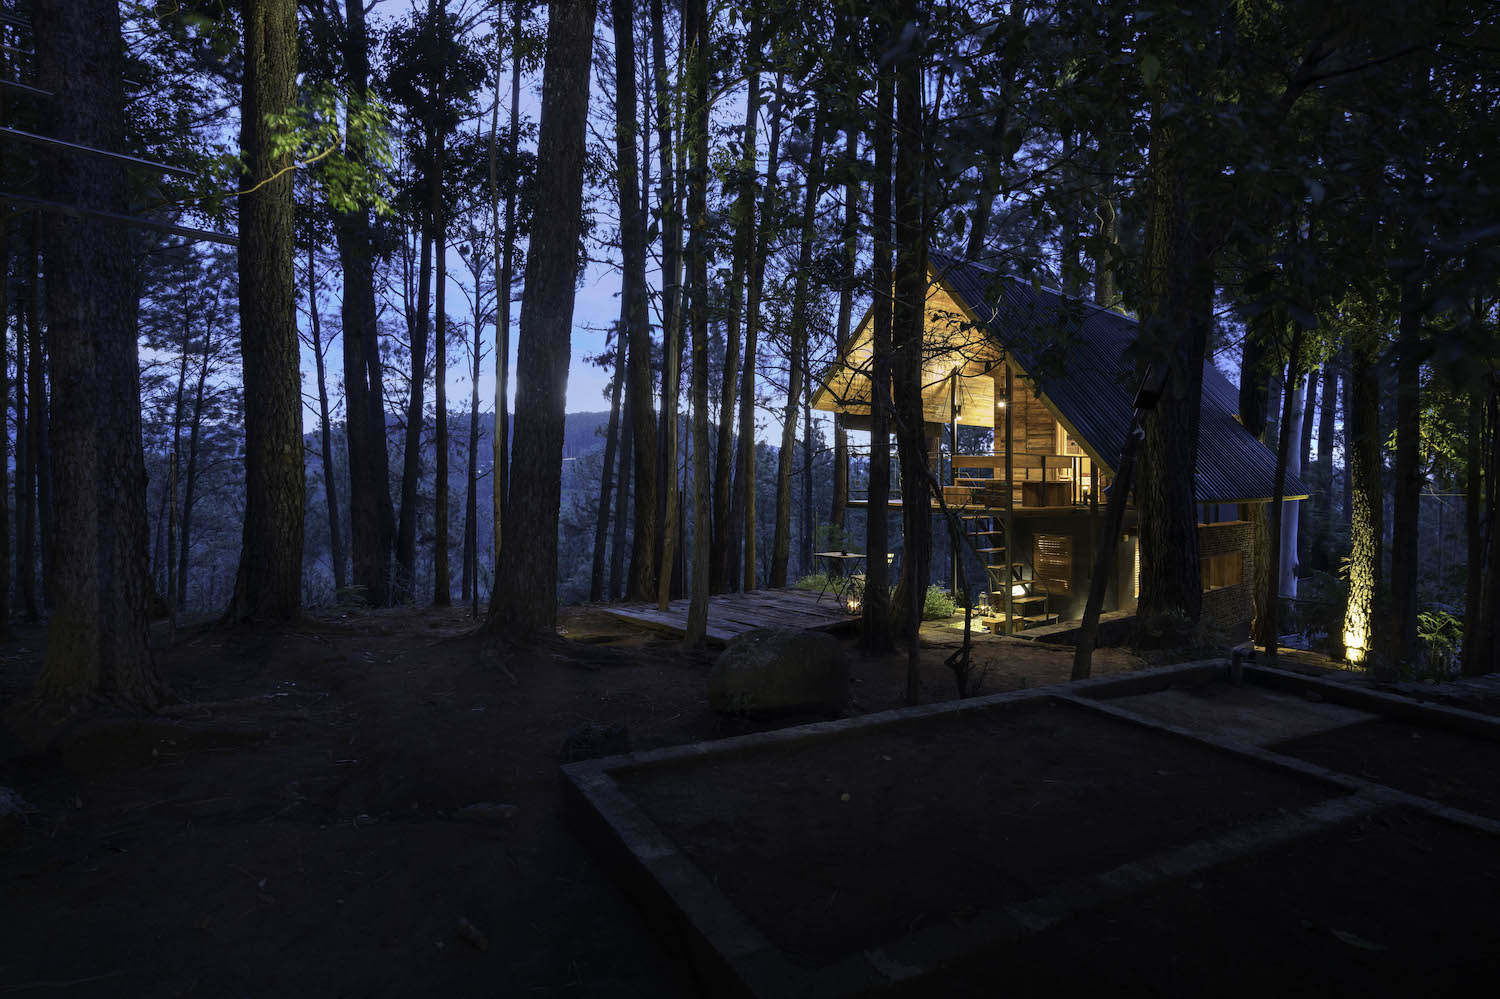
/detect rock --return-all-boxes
[561,722,631,763]
[456,801,520,823]
[708,628,850,716]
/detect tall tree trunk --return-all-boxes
[0,212,11,633]
[179,325,213,610]
[1280,372,1306,598]
[591,317,626,602]
[397,216,432,602]
[861,53,894,654]
[337,0,395,607]
[463,301,481,610]
[893,41,928,701]
[1240,307,1275,648]
[830,120,858,541]
[1133,101,1208,647]
[433,212,451,606]
[683,0,711,644]
[485,0,596,635]
[1091,145,1119,308]
[800,343,815,576]
[711,15,759,595]
[610,395,632,599]
[308,239,347,594]
[25,214,53,609]
[1343,337,1383,667]
[226,0,304,624]
[16,238,36,621]
[1341,347,1353,520]
[1314,362,1338,572]
[653,0,684,610]
[1464,371,1496,673]
[734,70,784,593]
[491,0,523,582]
[1391,269,1423,667]
[1266,330,1305,657]
[770,111,827,588]
[613,0,658,602]
[33,0,161,706]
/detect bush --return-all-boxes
[923,585,956,620]
[1416,609,1463,680]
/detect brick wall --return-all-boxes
[1199,520,1253,639]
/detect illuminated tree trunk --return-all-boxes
[1390,272,1423,667]
[1342,340,1383,667]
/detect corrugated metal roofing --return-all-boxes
[930,251,1312,504]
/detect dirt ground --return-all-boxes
[0,605,1142,997]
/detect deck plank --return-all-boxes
[601,588,859,645]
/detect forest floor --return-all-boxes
[0,604,1143,998]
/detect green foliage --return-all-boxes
[265,84,396,216]
[199,84,396,217]
[923,586,956,621]
[1416,610,1463,679]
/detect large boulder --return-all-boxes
[708,629,850,716]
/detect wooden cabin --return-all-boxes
[811,251,1311,638]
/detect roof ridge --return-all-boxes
[930,249,1136,326]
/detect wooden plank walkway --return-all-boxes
[602,588,860,646]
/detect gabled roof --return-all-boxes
[928,251,1312,505]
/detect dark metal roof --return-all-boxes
[930,251,1312,504]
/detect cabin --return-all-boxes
[812,251,1311,638]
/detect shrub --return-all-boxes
[923,585,956,620]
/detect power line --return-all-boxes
[0,191,237,246]
[0,125,197,178]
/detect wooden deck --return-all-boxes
[602,588,861,645]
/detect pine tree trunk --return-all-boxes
[1240,302,1274,648]
[491,0,523,580]
[710,15,759,595]
[1391,273,1423,667]
[25,215,53,608]
[33,0,161,707]
[610,395,632,599]
[16,245,36,621]
[893,45,928,699]
[591,317,625,603]
[800,347,815,577]
[861,54,894,654]
[0,211,11,633]
[308,239,347,594]
[830,118,857,541]
[226,0,304,624]
[1343,339,1383,667]
[463,293,481,609]
[652,0,684,611]
[337,0,395,607]
[1134,107,1208,648]
[1461,378,1484,672]
[485,0,596,636]
[178,328,213,610]
[770,111,827,588]
[1266,332,1304,657]
[1314,363,1338,572]
[682,0,712,645]
[612,0,658,603]
[734,70,783,593]
[434,211,452,606]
